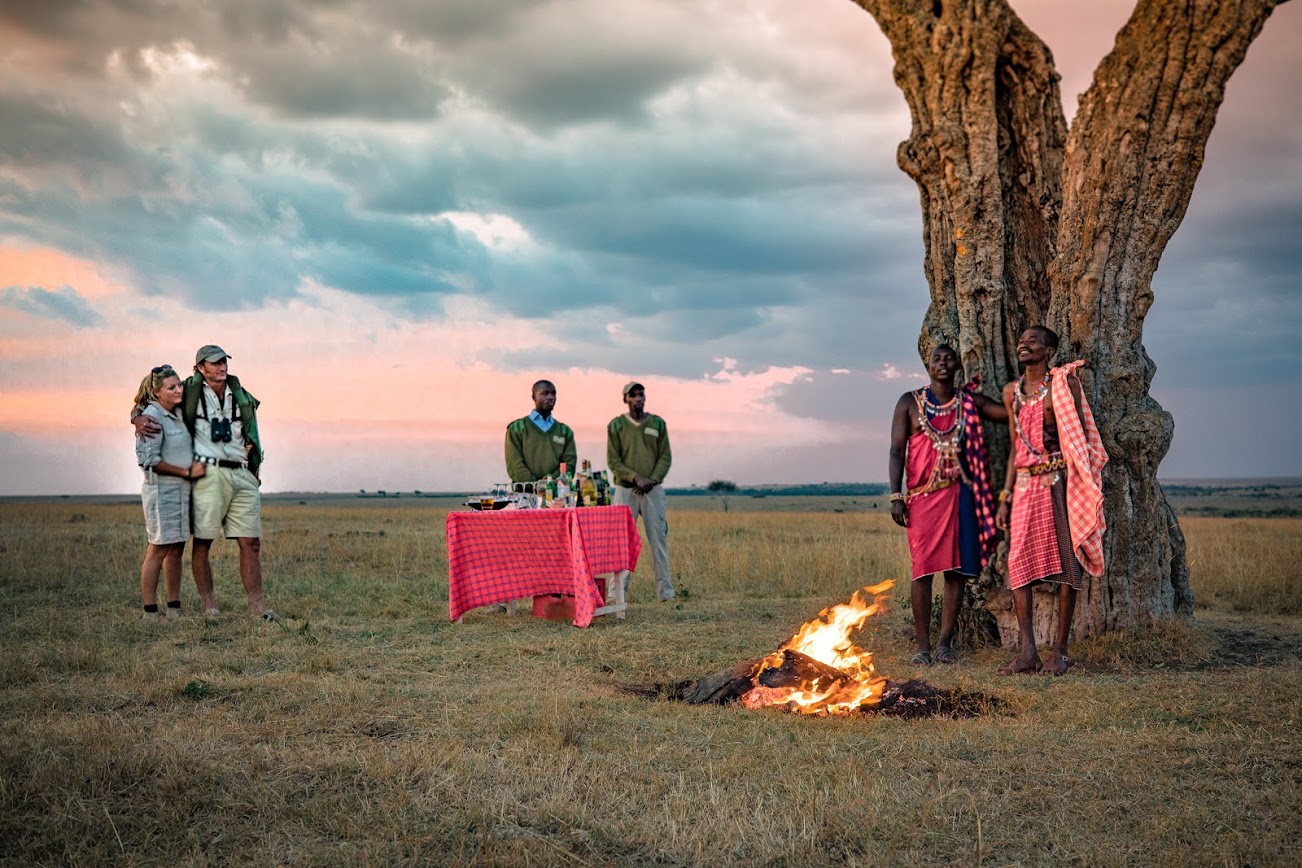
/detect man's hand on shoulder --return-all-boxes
[133,414,161,439]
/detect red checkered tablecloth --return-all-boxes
[446,505,642,627]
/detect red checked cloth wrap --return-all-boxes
[1051,361,1107,576]
[1007,361,1107,589]
[446,506,642,627]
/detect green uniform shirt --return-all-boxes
[505,417,576,482]
[606,413,671,487]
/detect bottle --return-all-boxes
[595,470,607,506]
[581,469,597,507]
[555,472,570,507]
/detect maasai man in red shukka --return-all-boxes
[995,326,1107,676]
[889,344,1006,666]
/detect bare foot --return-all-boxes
[996,656,1042,676]
[1041,653,1072,676]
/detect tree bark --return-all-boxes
[853,0,1288,644]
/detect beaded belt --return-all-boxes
[1017,454,1066,477]
[906,476,957,500]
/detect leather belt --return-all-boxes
[196,456,246,469]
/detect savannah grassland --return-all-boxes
[1,493,1300,866]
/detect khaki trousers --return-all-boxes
[613,485,674,600]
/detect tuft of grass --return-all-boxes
[181,680,210,701]
[1074,620,1220,673]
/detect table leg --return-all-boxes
[592,570,629,620]
[614,569,627,619]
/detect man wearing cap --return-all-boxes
[607,382,675,601]
[505,379,577,483]
[135,345,272,619]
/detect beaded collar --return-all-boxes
[1013,373,1051,457]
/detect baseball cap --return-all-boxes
[622,381,644,397]
[195,345,230,364]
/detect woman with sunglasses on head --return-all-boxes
[132,365,207,621]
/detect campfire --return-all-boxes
[634,582,1001,720]
[739,580,894,715]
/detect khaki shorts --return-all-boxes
[191,465,262,539]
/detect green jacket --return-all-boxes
[607,413,671,487]
[505,417,576,482]
[181,372,263,476]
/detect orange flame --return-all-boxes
[740,580,895,715]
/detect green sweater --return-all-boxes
[607,414,671,487]
[505,417,576,482]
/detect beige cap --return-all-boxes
[622,381,644,397]
[195,345,230,364]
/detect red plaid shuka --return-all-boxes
[1050,361,1107,576]
[1008,396,1061,589]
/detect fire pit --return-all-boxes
[625,582,1001,719]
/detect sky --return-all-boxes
[1,0,1299,496]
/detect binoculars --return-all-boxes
[210,417,233,443]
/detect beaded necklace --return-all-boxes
[1012,373,1051,457]
[912,388,968,487]
[918,387,960,436]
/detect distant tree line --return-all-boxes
[666,482,889,498]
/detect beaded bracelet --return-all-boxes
[997,489,1012,503]
[889,493,906,503]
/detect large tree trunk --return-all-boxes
[853,0,1288,645]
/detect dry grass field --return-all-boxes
[1,499,1300,865]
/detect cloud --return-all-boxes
[0,284,105,327]
[0,0,1300,490]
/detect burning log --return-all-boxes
[680,658,763,705]
[679,650,853,706]
[756,649,856,691]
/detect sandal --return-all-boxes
[936,646,959,665]
[996,656,1042,676]
[910,651,933,666]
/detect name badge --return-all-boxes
[552,435,566,445]
[645,428,659,437]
